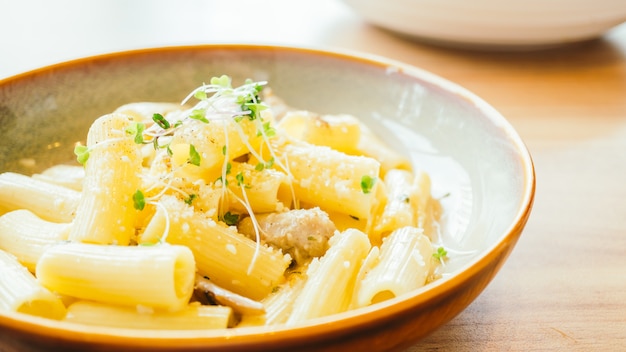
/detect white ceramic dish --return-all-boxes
[341,0,626,50]
[0,45,535,351]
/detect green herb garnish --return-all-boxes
[74,145,90,165]
[433,247,448,261]
[152,113,170,129]
[126,122,146,144]
[184,193,197,205]
[221,211,239,226]
[360,175,376,194]
[188,144,201,166]
[133,189,146,210]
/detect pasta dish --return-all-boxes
[0,75,445,330]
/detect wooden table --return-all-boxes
[2,0,626,350]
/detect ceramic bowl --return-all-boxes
[341,0,626,50]
[0,45,535,351]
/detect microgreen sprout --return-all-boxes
[235,172,245,187]
[220,211,239,226]
[152,113,170,129]
[126,122,146,144]
[257,121,276,137]
[184,193,197,205]
[187,144,201,166]
[433,246,448,262]
[74,145,90,165]
[133,189,146,210]
[255,157,274,171]
[360,175,376,194]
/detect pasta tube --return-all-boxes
[277,111,361,153]
[68,113,143,245]
[287,229,371,323]
[238,273,306,327]
[0,172,80,223]
[415,171,442,239]
[0,209,71,272]
[224,161,292,213]
[371,169,418,241]
[36,242,196,312]
[354,226,434,307]
[157,195,291,301]
[32,164,85,191]
[169,116,263,182]
[114,102,184,122]
[65,301,233,330]
[0,249,66,319]
[272,139,381,220]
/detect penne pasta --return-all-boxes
[287,229,371,323]
[36,242,196,312]
[65,301,233,330]
[277,111,361,153]
[224,161,292,213]
[68,113,143,245]
[155,195,291,301]
[371,169,418,242]
[32,164,85,192]
[0,249,66,320]
[0,172,80,223]
[238,273,307,327]
[0,209,71,272]
[270,138,381,220]
[354,226,434,307]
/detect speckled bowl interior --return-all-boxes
[0,45,535,351]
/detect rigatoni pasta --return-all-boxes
[0,249,66,320]
[0,209,71,272]
[36,242,196,312]
[0,74,446,331]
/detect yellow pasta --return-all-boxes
[0,172,80,223]
[69,113,143,245]
[224,161,292,213]
[36,242,196,312]
[271,138,381,220]
[168,115,265,182]
[155,195,291,301]
[65,301,233,330]
[287,229,371,324]
[114,102,184,122]
[0,249,66,320]
[414,171,442,239]
[0,209,71,272]
[32,164,85,191]
[277,111,361,153]
[371,169,418,242]
[238,274,307,327]
[354,226,434,307]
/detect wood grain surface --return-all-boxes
[1,1,625,350]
